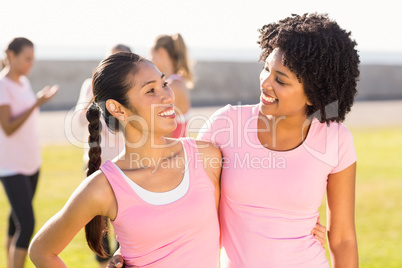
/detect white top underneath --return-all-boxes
[111,140,190,205]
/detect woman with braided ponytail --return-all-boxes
[28,52,222,267]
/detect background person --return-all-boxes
[0,37,58,268]
[151,33,193,138]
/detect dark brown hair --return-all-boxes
[85,52,148,257]
[2,37,34,69]
[258,13,360,123]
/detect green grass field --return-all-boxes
[0,126,401,267]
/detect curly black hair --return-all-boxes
[258,13,360,123]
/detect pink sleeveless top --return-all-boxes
[100,138,219,268]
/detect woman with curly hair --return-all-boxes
[197,13,359,267]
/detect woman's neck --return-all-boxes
[258,112,312,149]
[121,129,180,168]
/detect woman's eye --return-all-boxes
[147,88,155,94]
[163,82,169,87]
[276,77,285,85]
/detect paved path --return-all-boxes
[38,100,402,145]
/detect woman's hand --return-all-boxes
[311,216,327,248]
[0,84,58,136]
[36,84,59,106]
[107,254,124,268]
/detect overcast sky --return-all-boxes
[1,0,401,61]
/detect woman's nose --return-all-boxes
[161,87,174,104]
[260,73,272,89]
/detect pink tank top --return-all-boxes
[100,137,219,268]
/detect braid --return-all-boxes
[83,52,145,257]
[84,102,108,258]
[87,102,102,176]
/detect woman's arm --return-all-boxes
[0,85,58,136]
[0,104,38,136]
[28,171,117,267]
[327,162,358,268]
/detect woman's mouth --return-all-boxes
[261,93,278,105]
[157,107,176,118]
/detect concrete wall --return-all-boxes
[27,60,100,110]
[18,60,402,110]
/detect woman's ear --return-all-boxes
[106,99,126,121]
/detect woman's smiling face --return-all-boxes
[259,48,311,119]
[115,61,177,136]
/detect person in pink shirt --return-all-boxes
[196,13,359,267]
[0,37,58,268]
[28,52,222,267]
